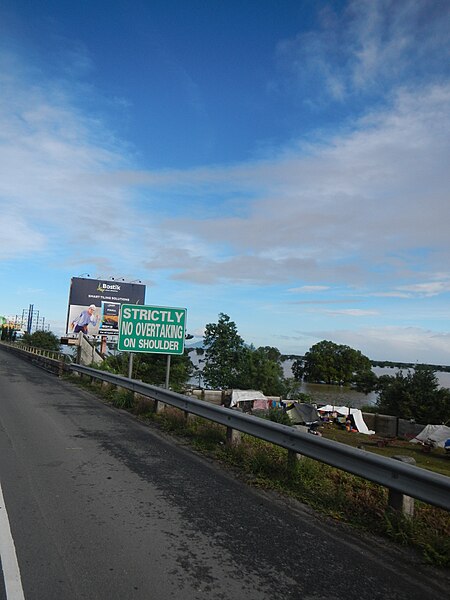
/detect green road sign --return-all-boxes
[118,304,186,354]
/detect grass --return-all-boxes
[320,422,450,477]
[66,374,450,568]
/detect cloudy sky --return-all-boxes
[1,0,449,364]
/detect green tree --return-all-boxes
[239,346,286,396]
[22,330,61,351]
[293,340,373,385]
[353,370,379,394]
[202,313,246,388]
[291,358,305,380]
[376,367,450,423]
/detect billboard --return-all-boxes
[66,277,146,336]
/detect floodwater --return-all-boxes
[189,353,450,409]
[282,363,450,409]
[294,381,376,409]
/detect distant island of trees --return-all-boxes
[280,353,450,373]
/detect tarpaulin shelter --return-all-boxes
[410,424,450,449]
[230,389,269,410]
[286,403,320,426]
[317,405,375,435]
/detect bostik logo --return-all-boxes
[97,282,121,293]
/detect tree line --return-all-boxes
[17,316,450,424]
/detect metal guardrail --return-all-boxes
[70,364,450,512]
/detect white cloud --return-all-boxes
[148,84,450,288]
[295,326,450,364]
[0,213,46,259]
[396,281,450,298]
[0,63,141,267]
[275,0,450,101]
[288,286,330,293]
[326,309,379,317]
[1,43,450,303]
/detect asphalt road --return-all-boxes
[0,347,448,600]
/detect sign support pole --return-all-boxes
[128,352,134,379]
[165,354,171,389]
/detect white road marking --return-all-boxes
[0,481,26,600]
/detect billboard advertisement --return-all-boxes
[66,277,146,336]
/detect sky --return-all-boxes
[1,0,450,364]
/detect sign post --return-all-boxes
[128,353,134,379]
[118,304,187,388]
[165,355,171,389]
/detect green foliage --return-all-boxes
[239,345,286,396]
[261,408,292,425]
[376,366,450,423]
[203,313,246,388]
[202,314,286,395]
[22,330,61,351]
[1,326,17,341]
[293,340,373,386]
[102,350,194,392]
[353,369,379,394]
[110,389,135,410]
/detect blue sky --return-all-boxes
[1,0,450,364]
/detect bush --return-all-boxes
[22,330,61,351]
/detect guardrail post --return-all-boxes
[287,449,302,474]
[388,456,416,517]
[226,426,241,447]
[155,400,166,414]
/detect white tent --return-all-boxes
[230,389,269,409]
[410,424,450,449]
[317,405,375,435]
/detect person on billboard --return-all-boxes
[71,304,100,334]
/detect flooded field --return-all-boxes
[282,362,450,409]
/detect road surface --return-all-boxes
[0,347,448,599]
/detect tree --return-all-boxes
[293,340,373,385]
[239,346,286,396]
[22,330,61,351]
[376,366,450,424]
[291,358,305,380]
[353,369,379,394]
[202,313,246,389]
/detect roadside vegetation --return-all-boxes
[21,330,61,351]
[66,372,450,568]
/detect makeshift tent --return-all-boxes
[286,403,320,426]
[230,389,269,410]
[410,424,450,449]
[317,405,375,435]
